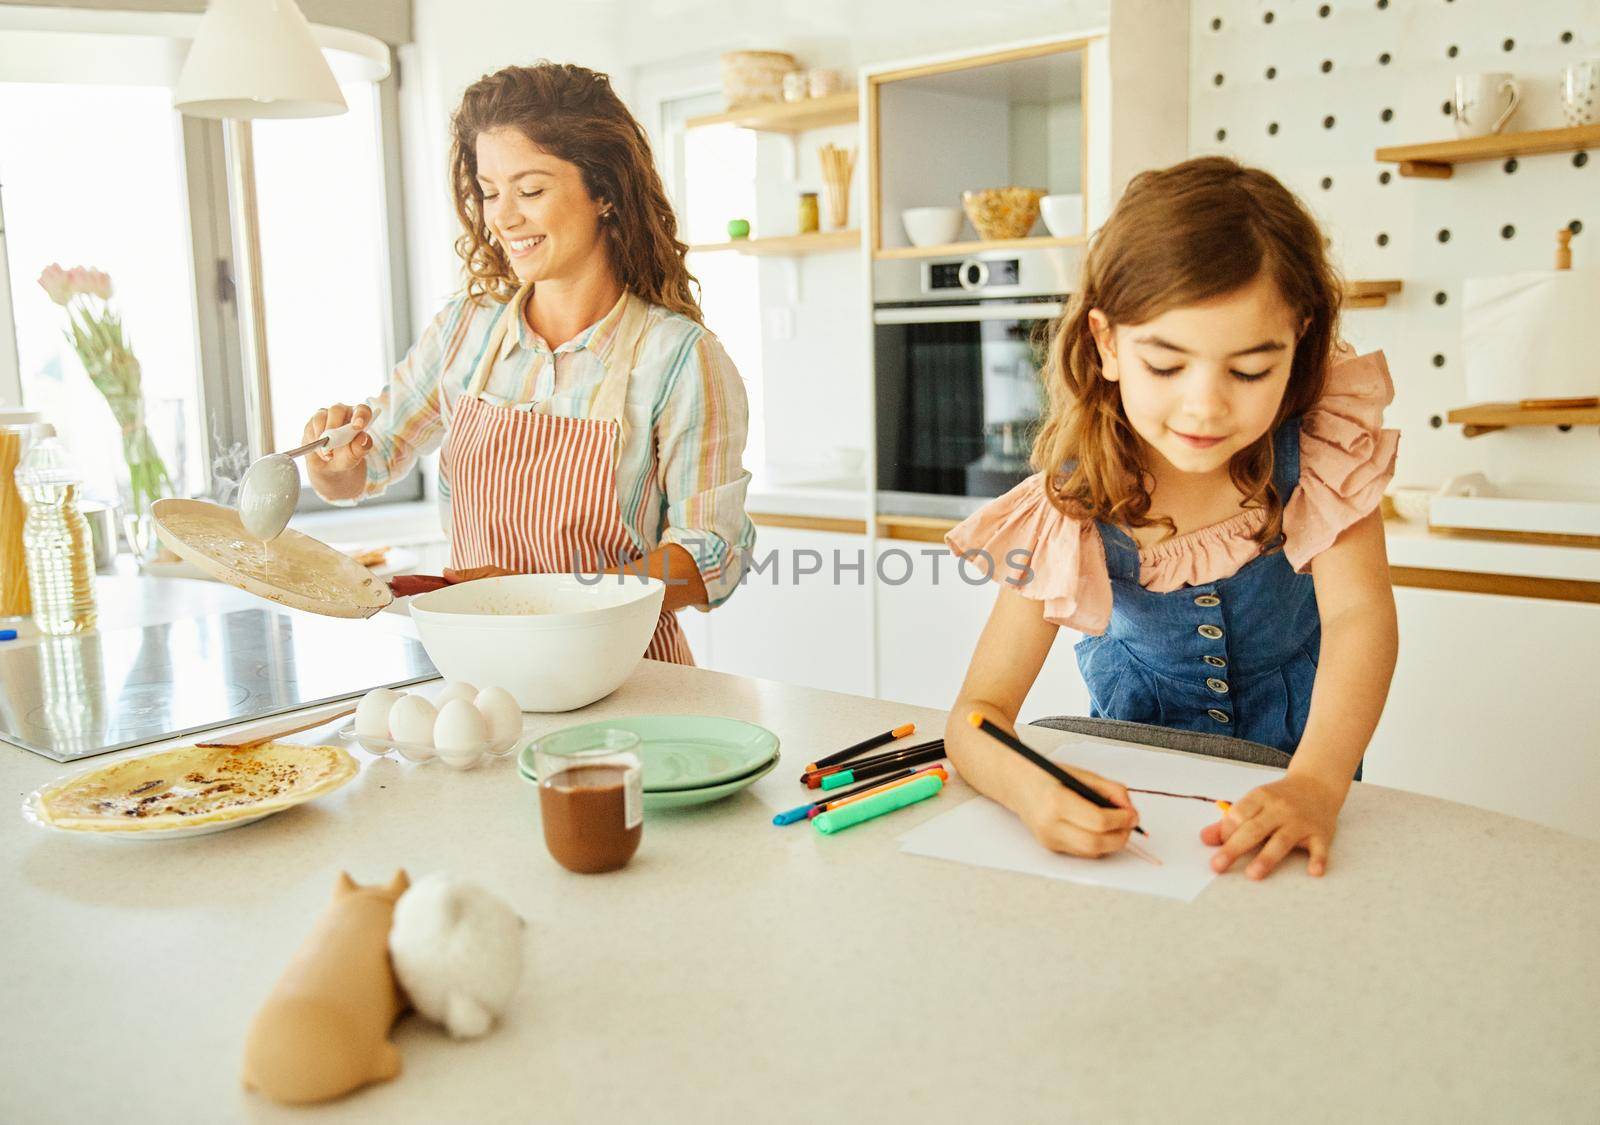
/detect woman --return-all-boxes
[305,63,756,664]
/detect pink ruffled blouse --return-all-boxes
[946,349,1400,635]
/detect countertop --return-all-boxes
[3,595,1597,1122]
[282,490,1600,585]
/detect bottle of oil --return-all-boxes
[14,437,96,634]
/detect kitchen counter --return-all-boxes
[746,476,869,524]
[3,621,1597,1121]
[1382,517,1600,582]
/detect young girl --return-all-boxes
[943,156,1399,881]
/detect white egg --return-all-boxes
[388,694,438,755]
[355,688,402,740]
[433,699,489,769]
[473,686,522,749]
[434,680,479,710]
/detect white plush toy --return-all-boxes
[388,874,525,1039]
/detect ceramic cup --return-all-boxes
[782,70,808,103]
[1452,72,1521,137]
[1562,59,1600,127]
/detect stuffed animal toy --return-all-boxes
[242,870,410,1104]
[388,873,525,1038]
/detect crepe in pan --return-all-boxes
[32,742,357,833]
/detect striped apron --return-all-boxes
[440,285,693,665]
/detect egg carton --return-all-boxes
[334,720,521,770]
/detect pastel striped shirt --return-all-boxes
[360,288,756,609]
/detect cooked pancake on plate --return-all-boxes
[31,742,358,833]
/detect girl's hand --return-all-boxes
[1201,774,1342,879]
[1018,765,1140,858]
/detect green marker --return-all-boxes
[812,774,943,835]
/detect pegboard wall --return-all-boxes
[1190,0,1598,491]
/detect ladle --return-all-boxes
[238,401,381,541]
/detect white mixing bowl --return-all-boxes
[901,206,964,247]
[1039,193,1085,238]
[409,574,666,712]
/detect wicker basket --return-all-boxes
[721,51,800,110]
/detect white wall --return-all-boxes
[1189,0,1600,493]
[618,0,1109,74]
[400,0,629,321]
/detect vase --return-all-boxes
[113,397,184,561]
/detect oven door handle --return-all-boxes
[873,302,1065,325]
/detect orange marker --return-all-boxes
[802,722,916,775]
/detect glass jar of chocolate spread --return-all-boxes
[532,728,643,874]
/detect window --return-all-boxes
[0,17,414,517]
[254,81,396,458]
[0,82,204,503]
[663,91,765,474]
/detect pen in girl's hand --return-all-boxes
[966,712,1146,837]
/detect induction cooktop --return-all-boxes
[0,608,437,762]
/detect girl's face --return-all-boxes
[1090,271,1302,477]
[475,127,609,287]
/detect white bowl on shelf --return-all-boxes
[1039,193,1084,238]
[901,206,964,247]
[409,574,665,712]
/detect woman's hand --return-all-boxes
[1017,762,1140,858]
[1201,773,1342,879]
[303,402,374,501]
[441,565,513,583]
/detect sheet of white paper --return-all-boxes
[897,738,1285,902]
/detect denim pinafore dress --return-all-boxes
[1072,419,1322,756]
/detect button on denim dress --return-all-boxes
[1073,420,1323,756]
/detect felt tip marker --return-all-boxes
[808,766,948,818]
[801,722,917,776]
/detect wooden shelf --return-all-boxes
[874,234,1086,260]
[1375,124,1600,179]
[688,229,859,256]
[1447,401,1600,437]
[685,92,858,134]
[1343,279,1404,309]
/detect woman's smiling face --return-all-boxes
[475,126,609,286]
[1090,271,1303,477]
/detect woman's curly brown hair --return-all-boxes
[1032,156,1345,549]
[449,62,702,323]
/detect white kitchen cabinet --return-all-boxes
[873,537,1090,721]
[1363,587,1600,840]
[690,526,874,697]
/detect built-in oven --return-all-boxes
[873,247,1083,519]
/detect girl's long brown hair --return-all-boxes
[1033,155,1345,547]
[448,63,703,323]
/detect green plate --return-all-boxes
[518,752,779,810]
[517,715,781,792]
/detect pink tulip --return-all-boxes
[37,263,73,305]
[65,266,91,296]
[86,269,113,300]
